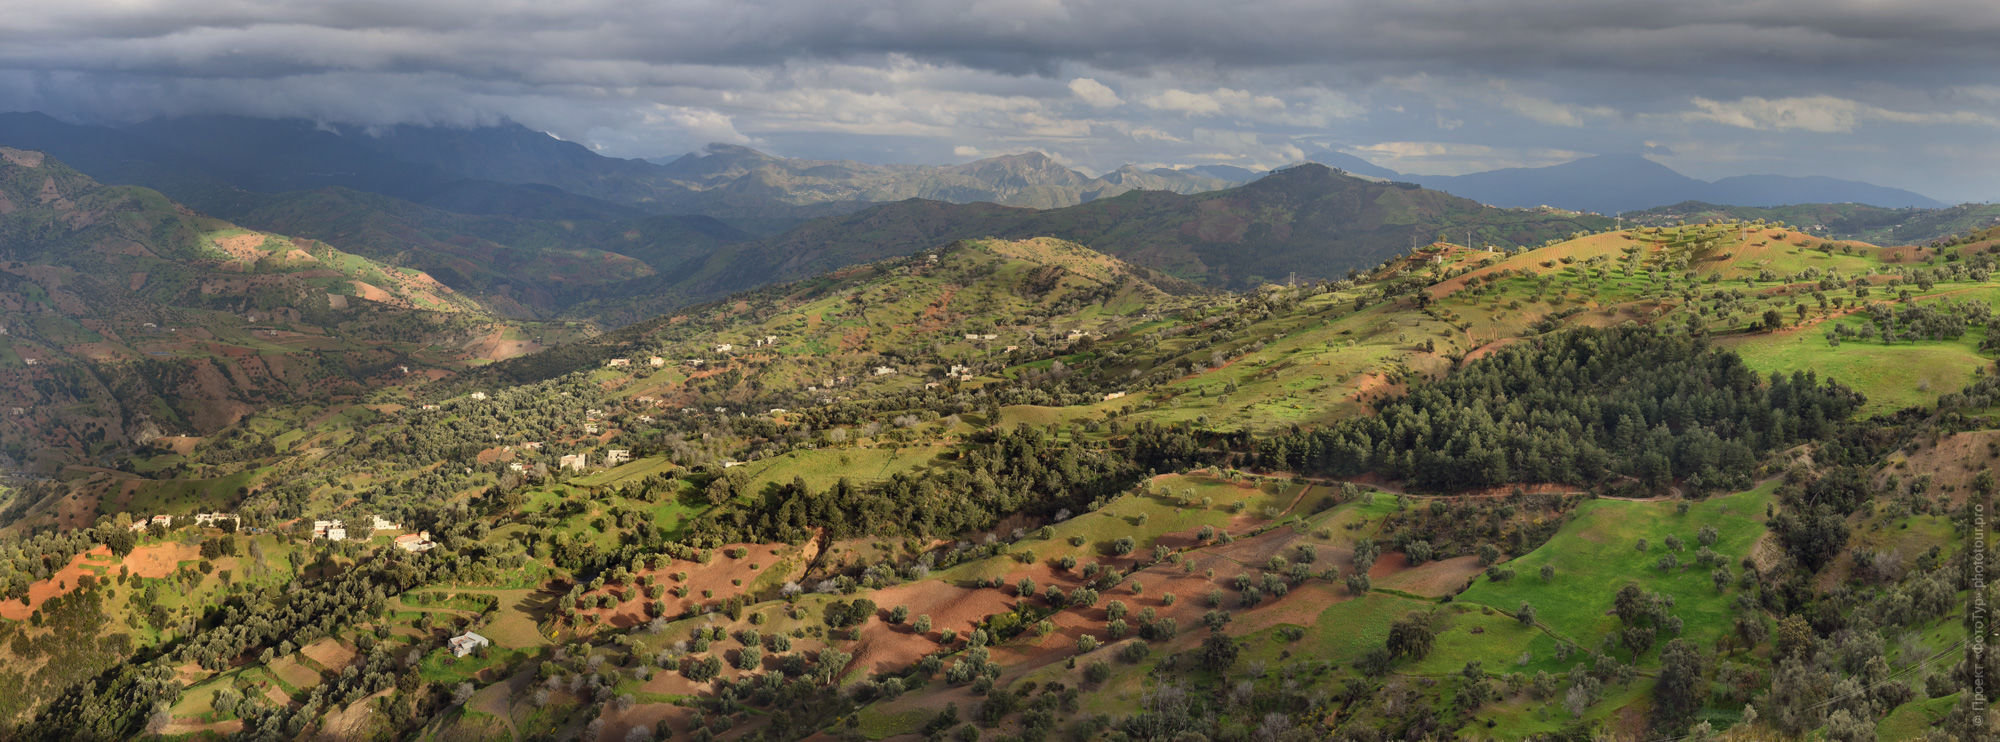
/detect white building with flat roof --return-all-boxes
[448,631,489,657]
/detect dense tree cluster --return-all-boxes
[689,426,1142,544]
[1258,325,1863,492]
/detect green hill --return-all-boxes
[0,220,1992,741]
[568,164,1612,325]
[0,148,578,473]
[1627,200,2000,246]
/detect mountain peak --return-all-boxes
[700,142,775,159]
[0,146,48,170]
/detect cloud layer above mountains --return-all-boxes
[4,0,1997,200]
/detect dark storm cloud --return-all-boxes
[2,1,1996,199]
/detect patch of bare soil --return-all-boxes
[0,548,99,621]
[314,688,389,741]
[299,638,357,672]
[210,233,272,263]
[1375,554,1485,597]
[347,280,397,304]
[1879,430,2000,506]
[156,435,202,456]
[1,147,45,167]
[124,541,201,578]
[159,719,244,738]
[573,543,804,631]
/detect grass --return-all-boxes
[1455,482,1777,658]
[418,645,531,687]
[1405,603,1573,677]
[1879,693,1960,739]
[739,445,948,493]
[1724,322,1988,416]
[1296,592,1426,662]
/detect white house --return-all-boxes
[714,343,734,353]
[606,358,630,368]
[396,531,437,553]
[448,631,490,657]
[326,526,347,542]
[981,333,998,341]
[150,514,173,528]
[1104,391,1128,401]
[371,515,401,532]
[507,462,527,473]
[873,366,896,376]
[605,449,631,466]
[648,356,666,368]
[194,512,237,527]
[469,391,488,401]
[559,454,587,471]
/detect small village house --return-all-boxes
[396,531,437,553]
[448,631,489,657]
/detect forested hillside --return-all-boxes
[0,149,577,474]
[0,221,1993,740]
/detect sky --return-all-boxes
[2,0,1998,202]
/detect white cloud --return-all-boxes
[1068,77,1122,108]
[1144,89,1221,116]
[1682,95,1997,132]
[646,105,751,144]
[953,144,981,157]
[1352,141,1588,175]
[1123,125,1184,143]
[1142,87,1283,117]
[1499,94,1615,127]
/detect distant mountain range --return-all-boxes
[649,143,1239,217]
[0,149,560,470]
[1624,201,2000,246]
[0,111,1973,334]
[0,113,1242,233]
[565,163,1614,325]
[1298,151,1944,214]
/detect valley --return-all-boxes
[0,203,1991,739]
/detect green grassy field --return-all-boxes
[1724,323,1989,417]
[739,445,950,492]
[1456,482,1777,658]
